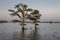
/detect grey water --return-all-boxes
[0,23,60,40]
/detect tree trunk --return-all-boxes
[35,20,37,29]
[35,22,37,29]
[22,19,24,31]
[22,13,25,31]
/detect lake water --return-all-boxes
[0,23,60,40]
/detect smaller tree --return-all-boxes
[27,10,41,29]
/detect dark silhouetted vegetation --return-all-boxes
[26,10,42,29]
[7,3,60,31]
[0,20,8,23]
[9,3,33,31]
[11,19,21,23]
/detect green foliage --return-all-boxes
[26,8,33,11]
[9,3,42,30]
[33,10,39,14]
[10,12,17,16]
[9,3,33,18]
[26,10,42,29]
[22,4,27,10]
[9,9,15,12]
[15,4,20,8]
[9,3,34,30]
[27,10,41,20]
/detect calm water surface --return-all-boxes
[0,23,60,40]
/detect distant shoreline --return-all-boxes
[0,20,60,23]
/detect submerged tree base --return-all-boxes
[22,27,28,31]
[35,27,37,30]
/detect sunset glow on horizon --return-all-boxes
[0,0,60,21]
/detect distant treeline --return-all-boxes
[41,21,60,23]
[25,21,60,23]
[0,20,8,23]
[0,20,60,23]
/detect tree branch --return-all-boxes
[16,14,23,20]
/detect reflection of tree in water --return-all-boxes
[12,31,27,40]
[28,29,41,40]
[12,29,41,40]
[12,31,17,40]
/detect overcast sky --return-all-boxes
[0,0,60,21]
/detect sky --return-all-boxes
[0,0,60,21]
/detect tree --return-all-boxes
[27,10,41,29]
[9,3,33,31]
